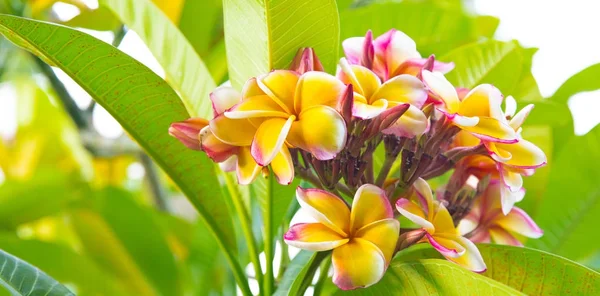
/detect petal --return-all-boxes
[489,226,523,246]
[225,95,289,119]
[432,204,458,235]
[496,207,543,238]
[296,187,350,236]
[457,214,479,236]
[500,166,523,192]
[496,139,547,168]
[257,70,299,113]
[287,106,347,160]
[352,98,388,119]
[338,60,382,99]
[459,84,504,118]
[392,58,455,76]
[219,156,237,172]
[342,37,365,65]
[355,219,400,263]
[422,70,460,112]
[485,142,512,163]
[382,104,428,137]
[413,178,434,216]
[332,239,386,290]
[504,95,517,118]
[371,74,427,107]
[241,77,266,98]
[284,223,349,251]
[294,71,346,112]
[251,117,294,166]
[350,184,394,231]
[210,86,241,116]
[469,229,492,244]
[168,118,208,150]
[500,185,525,215]
[271,145,294,185]
[443,235,487,272]
[509,104,534,130]
[427,233,466,258]
[374,29,420,79]
[395,198,434,232]
[446,112,480,127]
[209,115,257,146]
[199,127,238,162]
[236,146,262,185]
[459,117,518,143]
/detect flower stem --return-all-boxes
[313,256,332,296]
[376,154,396,186]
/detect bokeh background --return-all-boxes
[0,0,598,295]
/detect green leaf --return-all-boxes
[440,40,541,100]
[222,0,340,88]
[474,15,500,38]
[274,250,326,296]
[64,6,121,31]
[334,259,522,295]
[0,248,75,296]
[0,233,127,295]
[98,0,216,118]
[177,0,223,57]
[527,125,600,266]
[340,2,482,56]
[398,244,600,295]
[551,63,600,104]
[0,14,245,292]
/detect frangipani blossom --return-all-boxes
[285,185,400,290]
[338,58,429,137]
[343,29,454,81]
[459,181,543,246]
[213,71,347,172]
[396,178,486,272]
[422,70,518,143]
[170,86,293,185]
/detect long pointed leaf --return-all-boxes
[223,0,340,88]
[99,0,216,118]
[0,249,75,296]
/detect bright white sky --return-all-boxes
[1,0,600,139]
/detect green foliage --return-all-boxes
[0,248,75,296]
[222,0,340,88]
[99,0,216,118]
[275,250,327,296]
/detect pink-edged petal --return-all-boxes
[427,233,466,258]
[224,95,289,119]
[287,105,347,160]
[395,198,434,232]
[442,234,487,273]
[168,118,208,150]
[371,74,427,107]
[504,96,517,118]
[350,184,394,231]
[251,116,294,166]
[382,104,428,137]
[510,104,534,130]
[447,112,480,127]
[500,185,525,215]
[500,166,523,192]
[432,203,458,235]
[353,98,388,119]
[342,37,365,65]
[496,207,543,239]
[210,86,241,117]
[199,126,238,162]
[496,139,547,168]
[355,218,400,264]
[271,145,294,185]
[219,156,237,172]
[236,146,262,185]
[461,117,518,143]
[485,142,513,163]
[392,58,455,76]
[338,60,382,99]
[373,29,420,80]
[459,84,504,119]
[241,77,266,98]
[209,115,257,146]
[412,178,434,217]
[256,70,299,113]
[422,70,460,113]
[284,223,349,251]
[489,226,523,246]
[469,229,492,244]
[296,187,350,236]
[332,238,386,290]
[294,71,346,112]
[457,214,479,236]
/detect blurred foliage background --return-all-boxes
[0,0,598,295]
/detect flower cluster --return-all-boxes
[169,29,547,290]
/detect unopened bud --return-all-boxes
[361,30,375,69]
[289,47,324,74]
[339,84,354,126]
[396,229,427,251]
[168,118,209,150]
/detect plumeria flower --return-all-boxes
[459,181,543,246]
[395,178,486,272]
[211,71,347,175]
[170,86,293,185]
[338,58,429,137]
[422,70,518,143]
[343,29,454,81]
[452,96,546,213]
[284,184,400,290]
